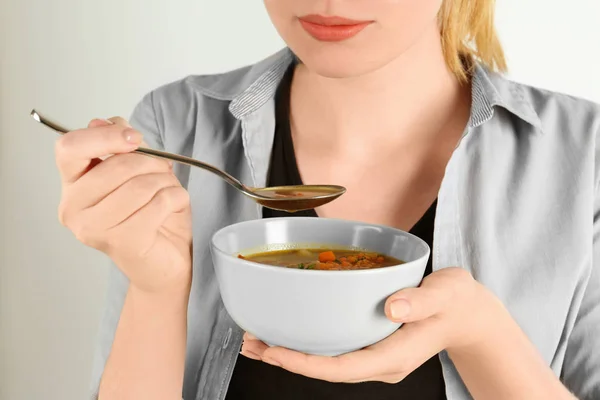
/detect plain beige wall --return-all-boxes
[1,1,598,399]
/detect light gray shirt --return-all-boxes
[90,48,600,400]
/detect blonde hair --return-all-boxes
[438,0,507,81]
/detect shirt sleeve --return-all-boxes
[560,123,600,400]
[88,92,164,399]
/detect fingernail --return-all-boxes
[245,333,257,341]
[391,299,411,320]
[123,129,142,144]
[262,357,281,367]
[102,119,114,125]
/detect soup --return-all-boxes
[239,248,404,271]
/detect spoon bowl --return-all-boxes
[30,109,346,212]
[251,185,346,212]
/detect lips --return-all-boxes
[298,14,372,42]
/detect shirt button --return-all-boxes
[222,327,232,349]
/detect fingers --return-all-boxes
[87,116,129,129]
[77,173,181,231]
[107,116,131,127]
[75,119,113,171]
[55,124,143,184]
[385,286,447,323]
[384,317,449,373]
[61,152,172,215]
[342,320,448,384]
[65,173,186,251]
[108,185,190,255]
[88,119,113,129]
[236,271,476,385]
[240,318,448,384]
[259,320,446,383]
[241,331,389,382]
[241,334,269,361]
[258,345,390,383]
[385,267,472,323]
[107,116,153,148]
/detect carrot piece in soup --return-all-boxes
[318,251,336,263]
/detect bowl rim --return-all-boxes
[210,216,431,276]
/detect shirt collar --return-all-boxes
[470,64,543,130]
[192,47,542,131]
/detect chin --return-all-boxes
[292,46,389,79]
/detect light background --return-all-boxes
[1,1,599,399]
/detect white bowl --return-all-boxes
[210,217,430,356]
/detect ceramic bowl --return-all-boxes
[210,217,430,356]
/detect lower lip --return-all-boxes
[299,20,371,42]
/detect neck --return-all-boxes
[290,24,471,154]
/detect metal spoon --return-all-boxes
[30,109,346,212]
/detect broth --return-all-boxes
[240,248,404,271]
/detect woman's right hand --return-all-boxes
[55,117,193,294]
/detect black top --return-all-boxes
[225,65,446,400]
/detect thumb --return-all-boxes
[107,116,132,128]
[85,117,137,163]
[87,117,150,159]
[88,116,131,129]
[107,117,150,147]
[87,118,114,129]
[384,268,465,323]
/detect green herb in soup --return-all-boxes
[239,249,403,271]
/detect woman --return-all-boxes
[55,0,598,399]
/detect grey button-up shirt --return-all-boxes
[90,48,600,399]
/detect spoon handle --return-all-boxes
[30,109,249,194]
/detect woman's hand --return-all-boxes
[55,117,193,294]
[241,267,508,383]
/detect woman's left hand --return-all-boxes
[241,267,511,383]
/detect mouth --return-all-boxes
[298,14,373,42]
